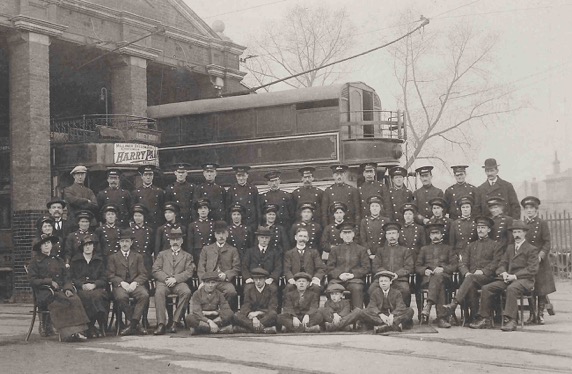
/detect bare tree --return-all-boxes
[391,13,521,169]
[243,5,354,90]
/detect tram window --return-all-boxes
[157,117,180,145]
[295,99,338,110]
[363,91,374,137]
[180,114,215,144]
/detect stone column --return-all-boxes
[110,55,148,117]
[7,31,52,301]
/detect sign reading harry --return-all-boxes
[114,143,159,166]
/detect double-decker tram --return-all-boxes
[148,82,405,187]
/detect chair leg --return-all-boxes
[520,294,525,329]
[25,305,37,342]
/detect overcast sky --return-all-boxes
[185,0,571,190]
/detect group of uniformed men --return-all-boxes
[37,157,555,336]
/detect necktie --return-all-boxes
[124,252,129,260]
[55,221,61,230]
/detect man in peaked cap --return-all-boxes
[415,222,458,328]
[64,210,96,266]
[320,202,347,257]
[129,203,154,273]
[187,198,215,262]
[292,166,323,225]
[226,165,259,227]
[193,163,226,221]
[359,162,388,219]
[94,203,121,265]
[386,166,414,224]
[444,165,480,220]
[425,197,452,245]
[470,220,539,332]
[227,203,253,257]
[165,163,195,227]
[132,165,165,229]
[443,216,502,324]
[97,169,132,228]
[398,203,425,264]
[63,165,98,229]
[413,166,444,224]
[232,268,278,334]
[289,202,322,249]
[258,170,294,227]
[198,220,241,310]
[108,228,150,336]
[487,197,514,252]
[477,158,520,219]
[326,222,369,310]
[370,222,414,307]
[321,164,360,228]
[277,272,324,333]
[449,196,478,256]
[152,227,195,335]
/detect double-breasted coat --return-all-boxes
[477,177,520,219]
[524,216,556,295]
[96,187,132,227]
[413,184,444,220]
[321,183,360,227]
[459,237,503,279]
[226,183,259,227]
[399,222,426,263]
[259,189,294,227]
[132,185,165,228]
[449,217,478,254]
[193,182,226,221]
[443,182,480,219]
[292,186,323,224]
[385,186,414,224]
[359,181,388,217]
[359,215,390,253]
[165,181,194,225]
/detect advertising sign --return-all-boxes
[114,143,159,166]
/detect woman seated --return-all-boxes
[28,235,90,341]
[69,234,109,337]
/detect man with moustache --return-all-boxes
[226,166,259,227]
[321,164,360,228]
[96,169,132,227]
[477,158,520,219]
[284,227,326,295]
[444,165,479,219]
[258,170,294,227]
[292,166,323,224]
[413,166,444,224]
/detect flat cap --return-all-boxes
[251,268,269,278]
[293,272,312,281]
[46,196,66,209]
[325,283,346,293]
[202,271,221,282]
[70,165,88,175]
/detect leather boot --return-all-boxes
[537,300,545,325]
[443,300,458,317]
[38,313,48,337]
[420,302,432,324]
[545,295,555,315]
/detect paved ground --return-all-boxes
[1,279,571,374]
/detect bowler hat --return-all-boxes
[482,158,499,169]
[168,227,185,239]
[255,226,273,236]
[213,220,228,233]
[119,229,134,240]
[32,235,59,252]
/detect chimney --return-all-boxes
[553,151,561,175]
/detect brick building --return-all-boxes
[0,0,246,301]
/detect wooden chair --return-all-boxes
[24,265,60,342]
[500,287,535,329]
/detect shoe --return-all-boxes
[392,323,403,332]
[137,324,148,335]
[501,318,517,332]
[324,322,336,332]
[402,319,414,330]
[218,325,233,334]
[524,314,536,325]
[71,332,88,342]
[546,303,555,315]
[373,325,393,334]
[469,317,492,329]
[263,326,277,334]
[537,314,545,325]
[421,303,432,317]
[154,324,166,335]
[443,301,458,317]
[120,325,135,336]
[233,326,249,334]
[437,318,451,329]
[189,327,197,335]
[304,325,321,333]
[168,324,177,334]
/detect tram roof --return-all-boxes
[148,81,374,118]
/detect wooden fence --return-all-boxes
[542,211,572,279]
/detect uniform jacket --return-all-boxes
[524,216,555,295]
[491,214,514,250]
[413,184,444,220]
[64,230,93,264]
[154,222,186,256]
[152,248,195,284]
[385,186,414,224]
[193,182,226,221]
[129,221,153,256]
[359,215,390,252]
[399,222,426,261]
[165,181,194,224]
[426,216,452,245]
[239,284,278,316]
[227,223,252,255]
[327,242,370,281]
[263,223,289,254]
[281,288,320,317]
[290,221,322,249]
[366,287,407,315]
[189,287,232,322]
[415,242,458,277]
[226,183,259,227]
[94,224,120,257]
[359,181,388,218]
[322,299,351,317]
[449,217,477,253]
[187,219,215,259]
[63,183,98,222]
[372,244,414,281]
[69,253,107,290]
[496,240,539,280]
[107,250,148,287]
[292,186,323,225]
[132,185,165,227]
[242,245,282,281]
[320,222,344,254]
[259,189,294,227]
[444,182,480,219]
[477,177,520,219]
[459,237,503,278]
[321,183,360,227]
[197,242,240,282]
[96,187,132,226]
[283,246,326,282]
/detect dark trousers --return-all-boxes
[277,311,323,332]
[154,282,192,325]
[455,274,494,313]
[186,311,233,329]
[112,285,149,322]
[479,279,534,320]
[359,307,415,327]
[422,273,451,318]
[369,280,411,307]
[328,279,364,309]
[233,310,278,332]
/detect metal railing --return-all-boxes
[50,114,158,144]
[542,211,572,279]
[340,110,405,141]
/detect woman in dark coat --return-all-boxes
[28,235,90,341]
[69,234,109,337]
[35,216,64,259]
[522,196,556,324]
